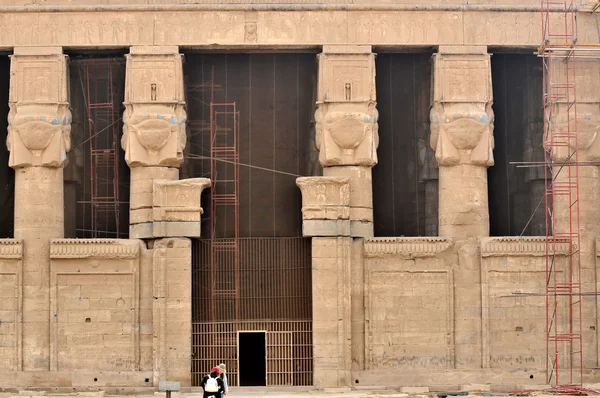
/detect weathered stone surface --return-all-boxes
[152,238,191,386]
[49,239,141,372]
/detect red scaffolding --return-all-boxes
[539,0,588,388]
[82,59,122,238]
[207,68,241,323]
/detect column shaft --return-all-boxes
[7,47,70,371]
[15,167,63,370]
[438,165,489,237]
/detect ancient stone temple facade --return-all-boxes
[1,0,600,392]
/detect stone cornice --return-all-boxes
[0,239,22,259]
[50,239,140,259]
[481,237,571,257]
[364,237,453,258]
[0,4,568,13]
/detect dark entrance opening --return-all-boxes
[238,331,266,386]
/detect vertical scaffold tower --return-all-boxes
[538,0,596,388]
[207,67,241,323]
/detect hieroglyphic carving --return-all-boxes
[464,12,543,45]
[430,52,494,167]
[348,11,465,45]
[122,47,187,167]
[0,10,547,47]
[7,50,71,168]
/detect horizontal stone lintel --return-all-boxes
[364,237,453,258]
[481,237,571,257]
[50,239,140,259]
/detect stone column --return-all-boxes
[123,46,186,239]
[7,47,71,370]
[316,45,378,238]
[296,177,352,388]
[430,46,494,238]
[548,60,600,367]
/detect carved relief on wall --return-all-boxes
[315,101,378,167]
[7,52,71,168]
[0,10,549,48]
[348,11,464,45]
[318,51,375,103]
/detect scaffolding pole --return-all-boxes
[537,0,600,389]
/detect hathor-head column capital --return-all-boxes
[7,47,71,169]
[122,46,186,168]
[316,46,378,168]
[430,47,494,167]
[431,46,493,238]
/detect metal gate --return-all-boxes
[191,237,313,386]
[192,321,312,387]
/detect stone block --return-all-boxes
[401,387,430,393]
[130,222,153,239]
[153,222,200,238]
[303,219,350,237]
[130,208,153,225]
